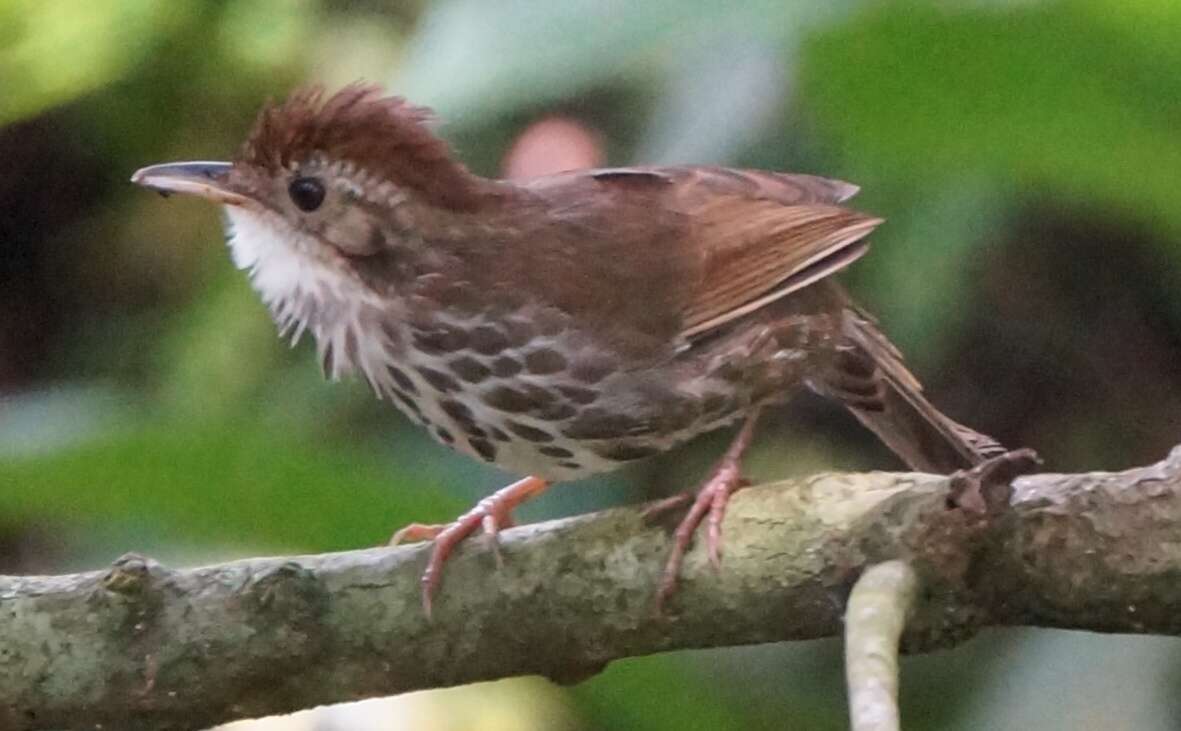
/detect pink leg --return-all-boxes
[655,408,762,612]
[390,475,549,617]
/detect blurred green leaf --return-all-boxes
[156,270,290,422]
[576,649,843,731]
[0,421,459,552]
[852,180,1009,366]
[800,0,1181,237]
[217,0,320,72]
[0,0,176,124]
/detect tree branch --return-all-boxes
[4,445,1181,731]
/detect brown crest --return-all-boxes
[236,83,485,210]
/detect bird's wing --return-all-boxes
[631,167,883,340]
[678,196,881,338]
[518,166,881,349]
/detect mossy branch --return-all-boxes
[4,446,1181,730]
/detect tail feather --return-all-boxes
[812,306,1005,473]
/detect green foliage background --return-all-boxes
[2,0,1181,728]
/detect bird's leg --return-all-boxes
[390,475,550,617]
[654,407,762,612]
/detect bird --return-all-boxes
[131,83,1006,615]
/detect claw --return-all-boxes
[481,514,504,569]
[389,476,549,618]
[706,464,740,571]
[948,448,1042,515]
[389,523,446,545]
[641,493,694,523]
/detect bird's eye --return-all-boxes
[288,177,326,212]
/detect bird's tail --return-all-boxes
[811,303,1006,473]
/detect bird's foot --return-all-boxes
[390,475,549,617]
[947,448,1042,515]
[651,410,762,614]
[652,460,751,613]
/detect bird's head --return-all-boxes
[131,84,492,317]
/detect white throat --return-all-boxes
[222,206,387,380]
[223,207,346,310]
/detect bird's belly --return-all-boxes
[363,343,757,481]
[382,350,750,482]
[331,306,803,482]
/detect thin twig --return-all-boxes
[845,560,920,731]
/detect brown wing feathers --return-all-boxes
[670,168,883,339]
[681,202,881,338]
[524,165,881,348]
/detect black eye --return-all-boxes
[288,177,325,212]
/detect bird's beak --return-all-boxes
[130,161,250,206]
